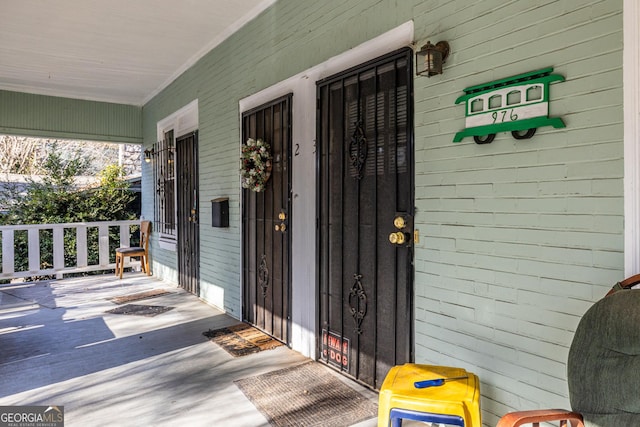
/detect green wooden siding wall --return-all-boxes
[0,90,142,143]
[413,2,622,423]
[142,0,623,424]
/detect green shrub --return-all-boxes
[0,148,138,279]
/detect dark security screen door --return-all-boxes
[242,95,292,344]
[176,131,200,295]
[317,48,414,389]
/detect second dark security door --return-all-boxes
[317,48,414,389]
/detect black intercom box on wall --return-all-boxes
[211,197,229,227]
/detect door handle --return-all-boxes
[389,232,409,245]
[391,213,412,246]
[275,211,287,232]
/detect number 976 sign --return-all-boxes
[453,67,566,144]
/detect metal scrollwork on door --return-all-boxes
[258,254,269,297]
[349,121,367,180]
[349,273,367,334]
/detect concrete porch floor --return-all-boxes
[0,273,378,426]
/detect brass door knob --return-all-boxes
[275,224,280,231]
[389,231,406,245]
[394,216,407,229]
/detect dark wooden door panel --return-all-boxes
[318,48,414,389]
[176,131,199,296]
[242,95,292,344]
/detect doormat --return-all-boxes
[203,323,283,357]
[109,289,172,304]
[235,361,378,427]
[105,304,174,317]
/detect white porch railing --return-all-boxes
[1,220,142,280]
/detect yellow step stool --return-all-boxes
[378,364,481,427]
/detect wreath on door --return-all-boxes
[241,138,272,192]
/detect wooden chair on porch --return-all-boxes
[497,275,640,427]
[115,220,151,279]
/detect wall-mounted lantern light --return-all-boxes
[416,41,450,77]
[144,148,154,163]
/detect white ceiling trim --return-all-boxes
[0,0,276,106]
[142,0,276,105]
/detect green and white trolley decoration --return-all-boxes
[453,67,565,144]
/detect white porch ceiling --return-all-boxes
[0,0,276,106]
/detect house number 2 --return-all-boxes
[293,141,317,156]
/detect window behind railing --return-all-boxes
[154,130,176,237]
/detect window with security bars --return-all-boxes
[154,129,176,237]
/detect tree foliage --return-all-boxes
[0,135,45,174]
[0,147,139,279]
[1,147,137,225]
[0,134,142,175]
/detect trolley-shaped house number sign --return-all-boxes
[453,67,565,144]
